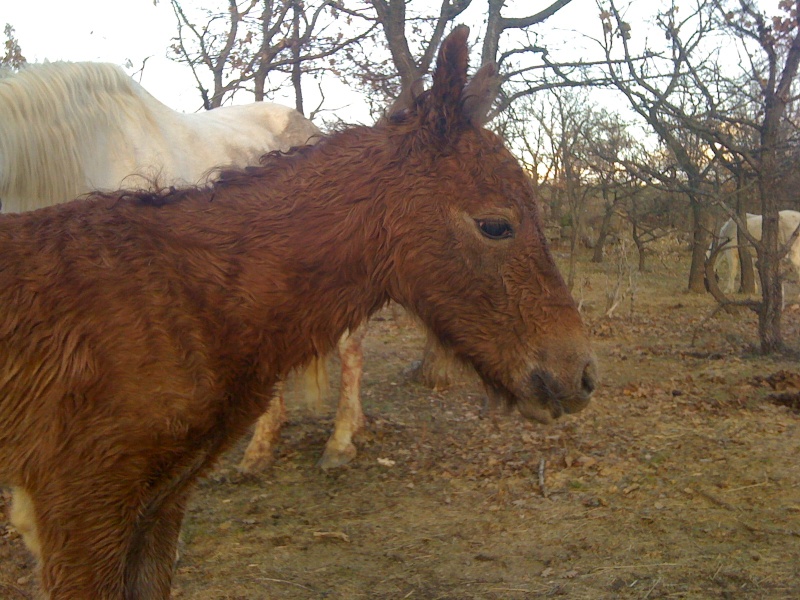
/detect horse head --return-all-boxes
[381,26,597,423]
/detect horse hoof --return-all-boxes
[236,454,275,475]
[317,444,357,470]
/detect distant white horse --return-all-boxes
[713,210,800,293]
[0,61,366,470]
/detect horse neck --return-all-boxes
[223,130,402,373]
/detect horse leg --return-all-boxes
[725,247,738,293]
[787,239,800,300]
[30,487,143,598]
[124,490,189,600]
[9,487,42,560]
[118,426,227,598]
[299,355,329,413]
[238,382,287,474]
[318,324,368,469]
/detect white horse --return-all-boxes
[0,61,366,470]
[713,210,800,294]
[0,61,321,212]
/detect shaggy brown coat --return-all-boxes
[0,27,596,599]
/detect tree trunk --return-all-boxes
[481,0,504,66]
[688,197,713,293]
[736,207,756,294]
[752,0,800,352]
[371,0,421,92]
[757,244,783,353]
[291,1,304,114]
[631,220,646,271]
[592,193,616,263]
[757,180,784,353]
[567,216,578,290]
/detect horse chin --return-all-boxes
[484,380,559,425]
[486,365,595,425]
[515,400,558,425]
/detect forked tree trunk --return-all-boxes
[752,0,800,353]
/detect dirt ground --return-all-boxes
[2,240,800,599]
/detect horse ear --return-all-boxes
[424,25,471,134]
[461,62,500,126]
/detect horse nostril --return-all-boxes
[581,363,597,396]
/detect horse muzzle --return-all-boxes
[516,357,598,424]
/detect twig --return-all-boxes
[724,481,770,493]
[257,577,315,592]
[591,563,680,573]
[312,530,351,543]
[642,577,662,599]
[736,519,800,538]
[692,487,737,511]
[487,586,550,593]
[538,457,548,498]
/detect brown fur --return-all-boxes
[0,26,596,599]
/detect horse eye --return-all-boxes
[476,218,514,240]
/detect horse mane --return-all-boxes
[0,61,166,210]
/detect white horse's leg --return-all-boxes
[238,382,287,474]
[727,245,740,293]
[9,487,41,560]
[300,355,329,413]
[787,234,800,300]
[318,324,368,469]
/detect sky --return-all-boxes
[3,0,204,112]
[2,0,612,119]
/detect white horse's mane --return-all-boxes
[0,61,321,213]
[0,62,157,209]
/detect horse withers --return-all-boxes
[0,26,596,599]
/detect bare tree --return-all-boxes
[600,0,800,352]
[341,0,622,119]
[581,109,639,263]
[168,0,373,111]
[529,90,600,288]
[598,0,724,294]
[722,0,800,352]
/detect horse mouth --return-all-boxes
[484,380,559,424]
[485,364,596,425]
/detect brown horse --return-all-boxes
[0,58,386,473]
[0,26,596,599]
